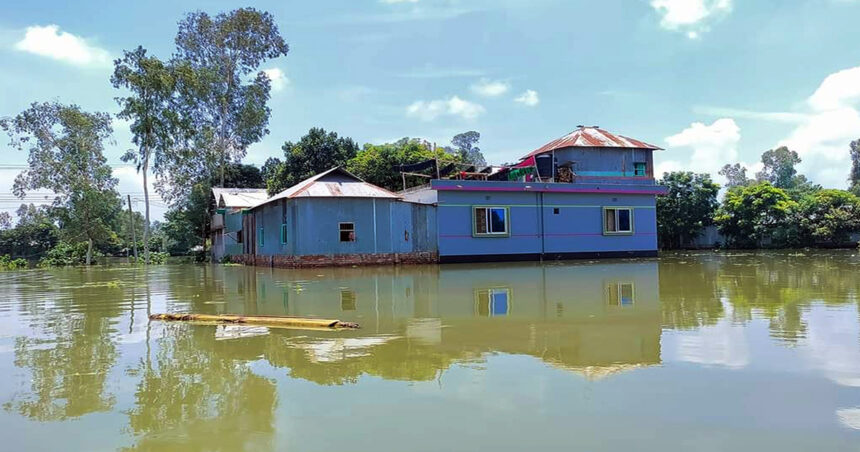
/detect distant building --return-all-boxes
[210,188,268,262]
[236,167,437,267]
[227,126,666,267]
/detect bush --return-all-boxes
[38,242,103,267]
[130,251,170,265]
[0,254,28,270]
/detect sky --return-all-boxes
[1,0,860,221]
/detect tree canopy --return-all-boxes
[715,182,798,248]
[265,127,359,194]
[174,7,289,187]
[656,172,720,249]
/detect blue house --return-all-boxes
[210,188,268,262]
[404,126,667,263]
[230,126,666,267]
[237,167,437,267]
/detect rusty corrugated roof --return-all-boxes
[251,167,400,210]
[522,126,663,159]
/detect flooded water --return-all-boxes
[0,251,859,451]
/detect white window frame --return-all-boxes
[472,206,510,237]
[339,222,356,242]
[602,207,634,235]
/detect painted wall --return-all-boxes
[436,186,658,258]
[248,198,437,257]
[211,210,246,260]
[553,147,656,184]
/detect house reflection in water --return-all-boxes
[204,260,661,383]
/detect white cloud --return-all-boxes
[471,78,510,97]
[656,118,761,184]
[14,24,110,67]
[650,0,732,38]
[262,68,289,92]
[514,89,539,107]
[406,95,485,121]
[778,65,860,189]
[694,106,808,123]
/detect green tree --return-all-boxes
[0,102,120,264]
[656,172,720,249]
[347,138,456,191]
[714,182,798,248]
[0,212,11,230]
[266,128,359,194]
[797,189,860,245]
[452,131,486,166]
[718,163,752,189]
[174,7,289,188]
[849,139,860,196]
[755,146,805,189]
[0,204,59,258]
[112,46,189,265]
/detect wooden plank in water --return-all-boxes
[149,313,359,329]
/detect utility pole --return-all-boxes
[127,195,139,262]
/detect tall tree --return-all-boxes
[849,139,860,196]
[266,128,359,194]
[174,7,289,187]
[656,172,720,249]
[112,46,188,265]
[451,131,486,166]
[755,146,802,189]
[0,102,120,264]
[718,163,752,189]
[0,212,11,230]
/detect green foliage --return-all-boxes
[347,138,461,192]
[754,146,817,194]
[718,163,752,189]
[0,102,121,265]
[715,182,799,248]
[656,172,720,249]
[0,204,59,258]
[0,212,11,230]
[849,139,860,196]
[797,189,860,245]
[451,131,486,166]
[174,7,289,187]
[38,242,104,267]
[132,251,169,264]
[0,255,28,270]
[266,128,359,194]
[113,45,192,265]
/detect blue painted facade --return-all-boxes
[247,197,437,257]
[431,180,662,262]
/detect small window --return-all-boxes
[339,223,355,242]
[236,230,243,244]
[606,282,635,306]
[280,224,288,244]
[258,228,264,246]
[603,207,633,235]
[476,288,511,316]
[553,207,560,215]
[473,207,509,237]
[634,162,647,177]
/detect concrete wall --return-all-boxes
[436,189,658,260]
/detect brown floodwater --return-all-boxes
[0,251,859,451]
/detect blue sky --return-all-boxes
[2,0,860,220]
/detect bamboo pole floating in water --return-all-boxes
[149,313,360,329]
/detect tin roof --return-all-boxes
[522,126,662,159]
[211,188,269,208]
[252,167,400,209]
